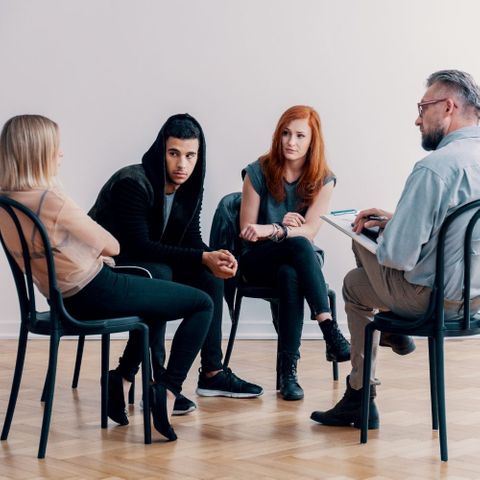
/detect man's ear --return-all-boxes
[445,98,456,115]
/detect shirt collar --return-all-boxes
[437,125,480,149]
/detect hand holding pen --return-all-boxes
[352,208,392,234]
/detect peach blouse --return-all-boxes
[0,187,119,298]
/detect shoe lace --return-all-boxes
[221,367,237,387]
[282,357,298,382]
[329,324,350,348]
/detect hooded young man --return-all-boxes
[90,114,263,416]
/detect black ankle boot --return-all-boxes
[310,375,379,429]
[319,319,351,362]
[278,353,304,401]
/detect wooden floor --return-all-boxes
[1,338,480,479]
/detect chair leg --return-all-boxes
[71,335,85,389]
[101,334,110,429]
[435,335,448,461]
[270,301,282,389]
[1,326,28,441]
[428,336,438,430]
[223,292,243,368]
[37,334,60,459]
[128,379,135,405]
[140,326,152,444]
[360,323,375,444]
[332,361,339,381]
[328,289,339,381]
[40,371,49,403]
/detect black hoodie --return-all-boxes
[89,114,209,268]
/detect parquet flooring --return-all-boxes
[1,338,480,479]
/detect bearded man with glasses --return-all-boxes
[311,69,480,429]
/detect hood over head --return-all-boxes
[141,113,206,223]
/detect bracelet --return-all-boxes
[268,223,277,239]
[268,223,282,242]
[280,223,289,239]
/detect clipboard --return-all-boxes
[321,212,378,254]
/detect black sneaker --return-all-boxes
[173,394,197,416]
[196,368,263,398]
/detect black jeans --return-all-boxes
[240,237,330,357]
[63,265,213,394]
[117,260,224,380]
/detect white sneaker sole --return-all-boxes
[195,388,263,398]
[172,405,197,416]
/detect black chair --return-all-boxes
[210,192,339,383]
[360,199,480,462]
[0,197,152,458]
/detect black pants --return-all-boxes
[240,237,330,357]
[63,266,213,394]
[117,260,224,381]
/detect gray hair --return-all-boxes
[427,69,480,117]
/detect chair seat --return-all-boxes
[30,311,144,336]
[238,283,277,300]
[373,310,480,337]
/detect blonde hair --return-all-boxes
[0,114,60,191]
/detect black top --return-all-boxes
[89,113,209,269]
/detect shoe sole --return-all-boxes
[326,353,351,362]
[196,388,263,398]
[281,393,304,401]
[173,405,197,416]
[310,414,379,430]
[379,340,416,356]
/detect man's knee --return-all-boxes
[342,267,368,304]
[196,290,215,316]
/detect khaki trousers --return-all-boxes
[343,242,431,390]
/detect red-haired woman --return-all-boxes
[240,105,350,401]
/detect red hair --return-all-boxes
[260,105,330,208]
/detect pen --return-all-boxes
[366,215,388,221]
[331,209,357,216]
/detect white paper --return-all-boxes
[321,213,378,254]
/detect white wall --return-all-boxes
[1,0,480,338]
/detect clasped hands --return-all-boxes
[202,250,238,279]
[351,208,393,234]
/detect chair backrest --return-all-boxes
[432,199,480,334]
[209,192,242,314]
[209,192,242,256]
[406,199,480,335]
[0,196,95,333]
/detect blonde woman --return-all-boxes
[0,114,213,441]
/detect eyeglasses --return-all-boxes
[417,98,449,117]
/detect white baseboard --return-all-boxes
[0,317,348,340]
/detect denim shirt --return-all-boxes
[377,126,480,300]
